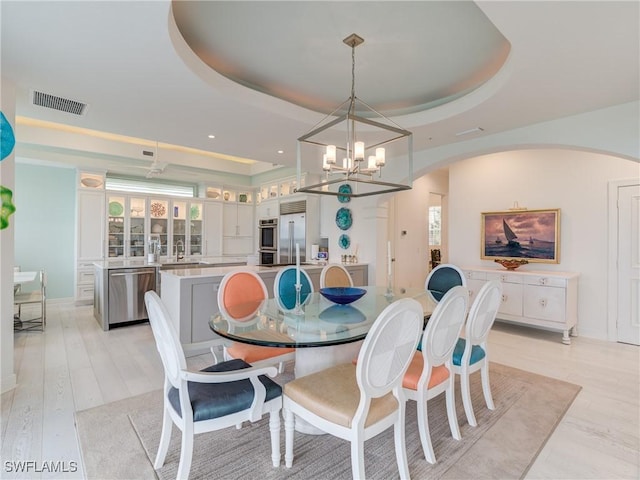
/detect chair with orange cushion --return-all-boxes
[319,263,354,288]
[219,269,295,374]
[402,285,469,464]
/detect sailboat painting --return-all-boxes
[481,209,560,263]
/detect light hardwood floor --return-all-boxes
[2,302,639,479]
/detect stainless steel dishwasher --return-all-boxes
[107,268,156,327]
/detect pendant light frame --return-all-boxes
[296,33,413,199]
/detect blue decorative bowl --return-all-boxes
[319,287,366,305]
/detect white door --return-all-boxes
[617,184,640,345]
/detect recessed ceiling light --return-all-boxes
[208,134,215,139]
[455,127,484,137]
[277,150,284,154]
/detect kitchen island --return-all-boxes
[93,256,248,331]
[159,263,368,349]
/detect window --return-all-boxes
[105,177,195,197]
[428,205,441,246]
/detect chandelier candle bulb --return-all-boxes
[376,148,386,166]
[326,145,336,164]
[322,154,330,171]
[354,141,365,162]
[368,155,377,169]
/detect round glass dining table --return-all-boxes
[210,286,435,348]
[210,285,436,374]
[210,285,437,434]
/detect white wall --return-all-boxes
[14,163,76,299]
[448,149,639,340]
[391,169,449,290]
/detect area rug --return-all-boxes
[75,363,580,479]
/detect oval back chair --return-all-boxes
[218,269,295,372]
[425,263,466,302]
[273,266,314,311]
[320,264,354,288]
[402,285,469,464]
[452,280,503,426]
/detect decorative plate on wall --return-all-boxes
[335,207,352,231]
[150,202,166,217]
[339,234,351,250]
[337,184,352,203]
[108,201,123,216]
[190,205,200,220]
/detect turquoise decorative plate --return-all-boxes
[339,234,350,250]
[335,207,352,231]
[337,184,352,203]
[109,201,123,216]
[190,205,200,220]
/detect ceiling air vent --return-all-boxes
[31,90,88,116]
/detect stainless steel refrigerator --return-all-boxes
[279,212,306,264]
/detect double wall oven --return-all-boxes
[258,218,278,265]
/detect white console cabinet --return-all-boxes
[463,267,579,344]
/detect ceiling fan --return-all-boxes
[142,142,168,178]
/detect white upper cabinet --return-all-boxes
[203,201,222,256]
[78,190,105,261]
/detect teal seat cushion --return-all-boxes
[452,338,486,366]
[277,268,312,310]
[427,267,463,302]
[168,359,282,422]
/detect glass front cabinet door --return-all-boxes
[128,197,147,258]
[107,195,126,258]
[149,199,170,257]
[189,202,203,256]
[170,200,204,259]
[107,195,148,259]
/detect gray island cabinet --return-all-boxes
[160,264,368,350]
[93,257,247,331]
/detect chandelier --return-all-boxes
[296,33,413,199]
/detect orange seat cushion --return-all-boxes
[227,342,295,363]
[402,352,450,391]
[223,272,265,319]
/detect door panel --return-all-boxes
[617,184,640,345]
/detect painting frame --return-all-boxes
[481,208,560,263]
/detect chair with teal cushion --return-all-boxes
[145,291,282,479]
[425,263,467,303]
[274,266,314,311]
[452,280,503,427]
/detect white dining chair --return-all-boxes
[145,291,283,479]
[320,263,354,288]
[452,280,503,427]
[402,285,469,463]
[219,269,295,373]
[283,297,423,479]
[424,263,466,302]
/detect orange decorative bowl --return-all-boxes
[494,259,529,270]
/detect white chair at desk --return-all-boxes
[14,270,46,331]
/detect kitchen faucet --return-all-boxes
[174,239,185,262]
